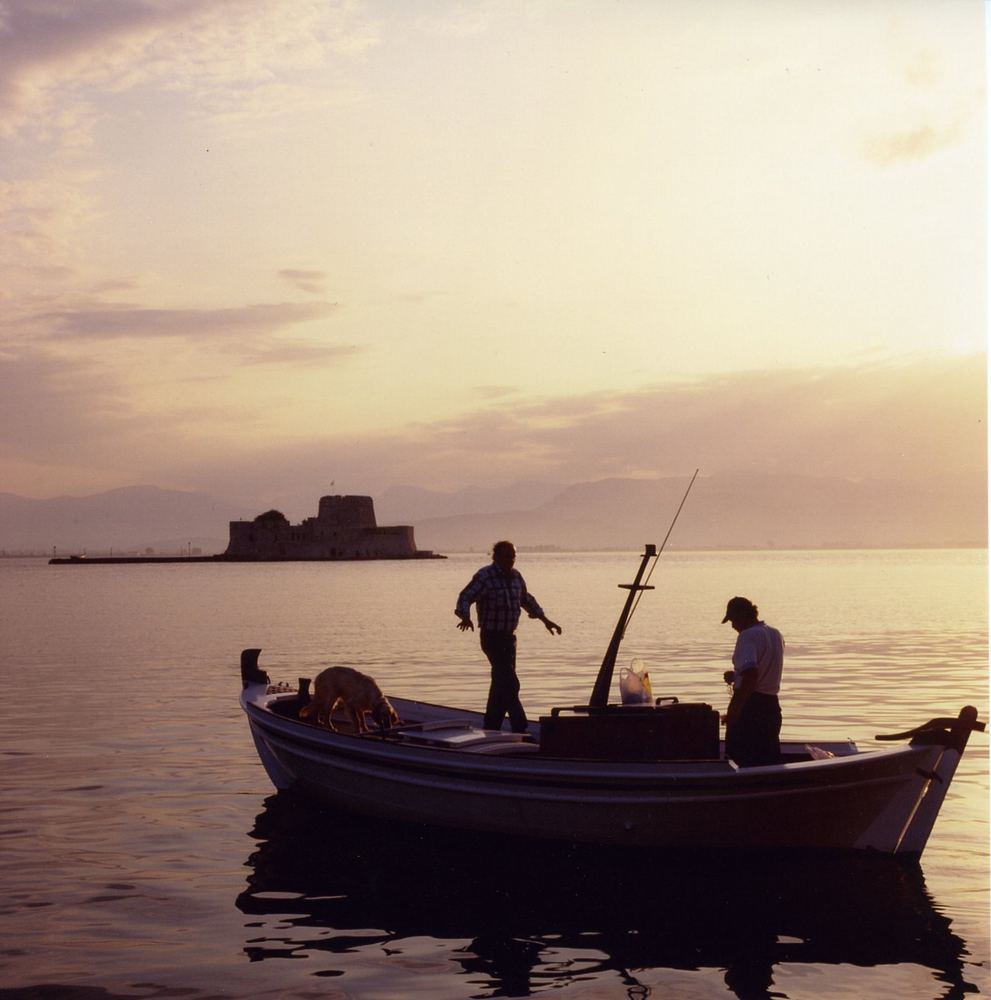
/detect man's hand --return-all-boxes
[724,669,754,730]
[457,618,474,632]
[542,617,562,635]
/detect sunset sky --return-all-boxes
[0,0,985,515]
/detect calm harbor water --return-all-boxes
[0,549,987,999]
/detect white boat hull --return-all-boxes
[241,684,980,855]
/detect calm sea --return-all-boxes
[1,549,987,999]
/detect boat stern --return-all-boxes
[239,648,297,790]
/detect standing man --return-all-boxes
[456,540,562,732]
[721,596,784,767]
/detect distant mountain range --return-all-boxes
[0,486,247,555]
[1,474,985,555]
[375,481,566,522]
[405,473,987,553]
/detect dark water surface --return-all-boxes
[1,550,987,998]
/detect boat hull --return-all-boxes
[241,687,973,855]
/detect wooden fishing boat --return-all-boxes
[239,544,984,856]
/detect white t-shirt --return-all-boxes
[732,622,784,695]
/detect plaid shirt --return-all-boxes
[456,563,544,632]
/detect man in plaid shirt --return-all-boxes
[455,540,561,732]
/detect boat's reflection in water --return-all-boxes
[236,792,973,999]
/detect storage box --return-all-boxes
[538,703,720,761]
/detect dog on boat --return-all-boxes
[299,666,400,734]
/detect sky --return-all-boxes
[0,0,986,514]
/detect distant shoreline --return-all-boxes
[46,552,447,565]
[9,542,983,563]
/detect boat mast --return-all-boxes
[589,546,656,707]
[588,470,699,708]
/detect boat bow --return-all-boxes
[872,706,985,854]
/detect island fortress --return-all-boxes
[224,494,441,561]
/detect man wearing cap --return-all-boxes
[721,596,784,767]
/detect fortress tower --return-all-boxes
[317,495,376,529]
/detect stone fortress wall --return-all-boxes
[224,494,436,560]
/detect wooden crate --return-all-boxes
[538,703,720,761]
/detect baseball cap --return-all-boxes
[721,596,755,624]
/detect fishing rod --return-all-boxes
[588,469,699,708]
[626,467,699,630]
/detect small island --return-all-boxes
[49,494,443,564]
[223,494,442,561]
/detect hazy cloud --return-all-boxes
[42,301,337,340]
[903,49,944,88]
[0,0,192,138]
[279,269,328,295]
[448,358,987,486]
[0,347,138,455]
[149,354,986,512]
[240,340,361,366]
[0,175,100,284]
[864,123,962,164]
[6,353,983,512]
[418,2,508,39]
[0,0,379,142]
[473,385,518,400]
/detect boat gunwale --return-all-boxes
[241,687,940,792]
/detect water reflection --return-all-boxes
[237,792,976,999]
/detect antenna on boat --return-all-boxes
[588,469,699,708]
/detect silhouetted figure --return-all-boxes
[455,540,561,732]
[721,597,783,767]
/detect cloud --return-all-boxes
[0,294,360,486]
[40,300,338,340]
[0,330,357,497]
[417,2,508,39]
[0,175,100,286]
[240,340,360,366]
[4,350,983,509]
[149,354,986,510]
[0,4,380,302]
[0,347,140,456]
[0,0,379,142]
[473,384,518,400]
[456,357,987,486]
[279,269,328,295]
[0,0,187,138]
[863,123,962,164]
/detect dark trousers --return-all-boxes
[480,630,528,733]
[726,692,781,767]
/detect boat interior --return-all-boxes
[262,689,857,764]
